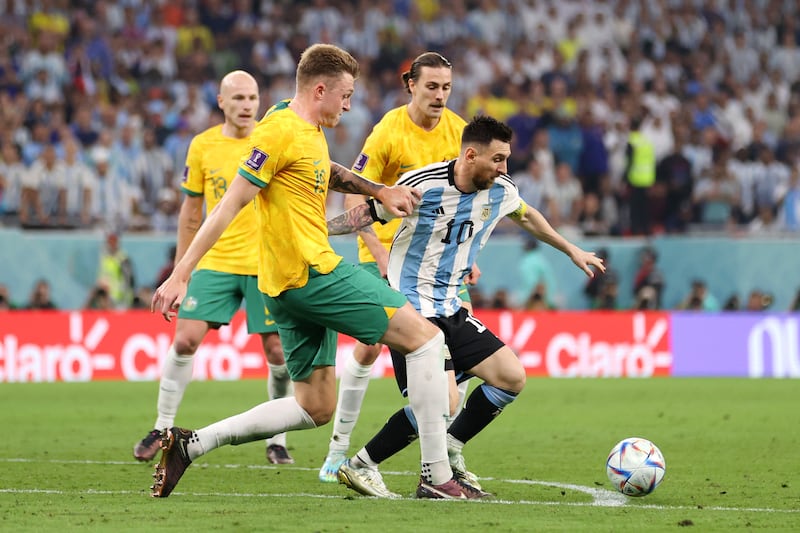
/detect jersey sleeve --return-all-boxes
[181,136,204,196]
[367,198,398,224]
[237,125,288,188]
[500,177,528,220]
[352,124,391,184]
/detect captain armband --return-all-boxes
[507,200,528,220]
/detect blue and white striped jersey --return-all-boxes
[374,160,526,318]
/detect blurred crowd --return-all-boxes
[1,0,800,236]
[468,242,800,312]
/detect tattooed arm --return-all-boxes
[330,162,420,217]
[327,201,380,235]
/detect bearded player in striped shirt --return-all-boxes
[329,115,605,498]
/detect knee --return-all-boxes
[508,368,527,394]
[172,335,201,355]
[263,333,285,364]
[353,342,382,365]
[307,406,334,426]
[297,396,335,426]
[493,365,526,394]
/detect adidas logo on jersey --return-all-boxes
[434,206,446,216]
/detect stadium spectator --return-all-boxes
[624,113,656,235]
[25,278,57,310]
[132,127,174,217]
[515,238,559,310]
[0,142,24,221]
[692,154,741,228]
[20,142,63,227]
[546,104,583,176]
[678,279,720,311]
[88,147,133,230]
[776,166,800,231]
[0,283,17,311]
[512,155,555,219]
[791,288,800,312]
[96,231,135,309]
[745,289,774,311]
[84,283,114,310]
[632,246,664,310]
[59,136,94,227]
[548,160,583,230]
[656,124,694,233]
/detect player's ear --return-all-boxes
[314,82,326,100]
[464,145,477,163]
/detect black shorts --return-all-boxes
[390,307,506,396]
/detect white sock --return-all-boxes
[405,331,450,485]
[266,363,293,448]
[448,380,469,428]
[192,397,315,460]
[328,352,373,453]
[352,448,378,468]
[267,363,292,399]
[154,346,194,430]
[447,433,465,457]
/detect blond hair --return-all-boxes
[296,44,360,88]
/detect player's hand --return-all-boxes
[570,248,606,278]
[377,185,421,217]
[151,275,188,322]
[463,262,482,285]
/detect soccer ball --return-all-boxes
[605,437,666,497]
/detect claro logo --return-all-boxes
[0,313,265,382]
[0,314,115,382]
[498,312,672,377]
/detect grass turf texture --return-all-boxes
[1,378,798,532]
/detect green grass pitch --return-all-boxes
[1,378,798,532]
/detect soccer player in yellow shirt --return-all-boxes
[150,44,486,500]
[133,71,295,466]
[319,52,479,486]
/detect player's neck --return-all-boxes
[406,104,440,132]
[221,122,254,139]
[453,160,476,193]
[288,96,321,127]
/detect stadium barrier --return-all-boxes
[1,310,798,382]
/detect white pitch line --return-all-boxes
[1,458,797,514]
[1,487,798,514]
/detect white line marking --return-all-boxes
[1,458,797,514]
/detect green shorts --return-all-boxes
[360,261,472,303]
[179,269,277,334]
[262,261,408,381]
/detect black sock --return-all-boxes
[448,385,515,444]
[364,407,419,464]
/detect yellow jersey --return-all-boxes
[181,125,259,275]
[237,101,342,296]
[352,106,466,263]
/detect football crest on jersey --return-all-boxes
[353,152,369,172]
[245,148,269,171]
[182,296,198,312]
[480,204,491,221]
